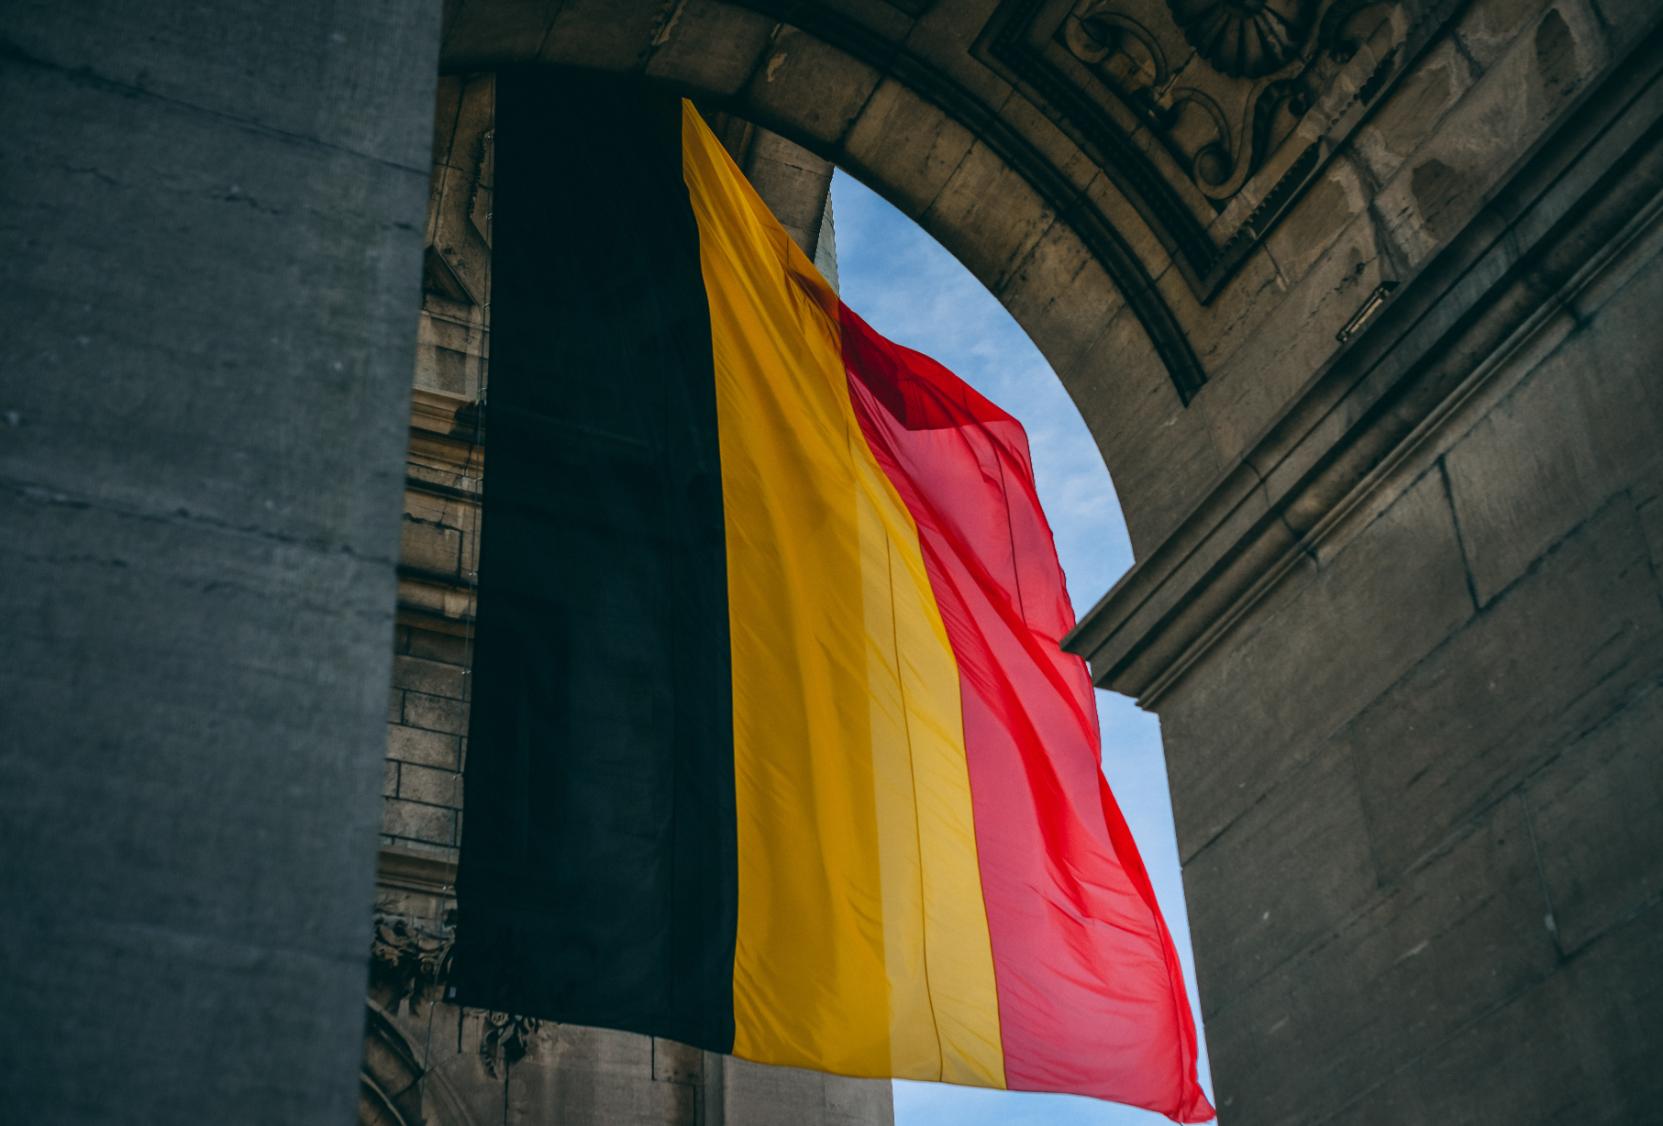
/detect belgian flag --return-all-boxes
[453,71,1213,1123]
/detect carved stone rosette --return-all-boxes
[1166,0,1315,78]
[978,0,1466,298]
[1061,0,1412,203]
[370,912,456,1016]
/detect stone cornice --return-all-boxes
[377,845,460,896]
[1065,20,1663,704]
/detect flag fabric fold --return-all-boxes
[455,71,1213,1123]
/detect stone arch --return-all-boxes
[360,1002,478,1126]
[436,0,1211,554]
[439,0,1197,407]
[435,0,1495,553]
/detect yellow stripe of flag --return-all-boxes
[680,101,1004,1084]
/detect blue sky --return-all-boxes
[829,170,1214,1125]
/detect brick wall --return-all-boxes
[381,393,483,861]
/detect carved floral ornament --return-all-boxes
[369,911,542,1077]
[1060,0,1416,204]
[1167,0,1314,78]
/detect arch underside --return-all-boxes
[439,0,1466,410]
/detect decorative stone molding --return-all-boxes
[719,0,1210,400]
[1167,0,1314,78]
[976,0,1467,297]
[368,907,545,1079]
[371,912,456,1015]
[478,1012,542,1078]
[1064,26,1663,703]
[371,850,547,1081]
[713,0,1458,400]
[419,74,494,400]
[378,846,462,896]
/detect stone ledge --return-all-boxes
[1064,16,1663,704]
[378,845,460,896]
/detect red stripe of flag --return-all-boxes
[837,305,1213,1123]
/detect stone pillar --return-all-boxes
[0,4,441,1122]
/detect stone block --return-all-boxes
[397,763,462,809]
[419,302,488,355]
[442,0,558,65]
[1454,0,1556,67]
[1161,469,1473,860]
[403,691,469,735]
[8,0,440,168]
[1444,293,1663,600]
[1263,154,1374,288]
[643,3,776,96]
[1352,36,1480,187]
[922,138,1056,297]
[722,1057,831,1125]
[1162,242,1288,380]
[384,760,399,798]
[1,62,424,561]
[1525,680,1663,954]
[741,27,883,148]
[1373,1,1608,269]
[841,78,978,220]
[1074,308,1226,555]
[404,488,474,532]
[651,1037,704,1084]
[824,1075,894,1120]
[1585,0,1663,54]
[477,1024,693,1125]
[739,131,836,250]
[1202,795,1557,1122]
[1328,899,1663,1124]
[536,0,663,70]
[999,222,1124,381]
[994,86,1099,197]
[406,626,474,665]
[549,1024,656,1077]
[1080,167,1173,285]
[902,0,1019,111]
[393,654,468,700]
[1183,746,1378,1015]
[379,835,456,864]
[1,488,397,952]
[0,917,374,1123]
[382,798,455,846]
[1209,213,1391,465]
[544,1079,694,1126]
[1348,495,1663,880]
[415,329,482,395]
[400,518,463,575]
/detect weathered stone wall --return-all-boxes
[1069,12,1663,1121]
[0,3,441,1124]
[1177,249,1663,1120]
